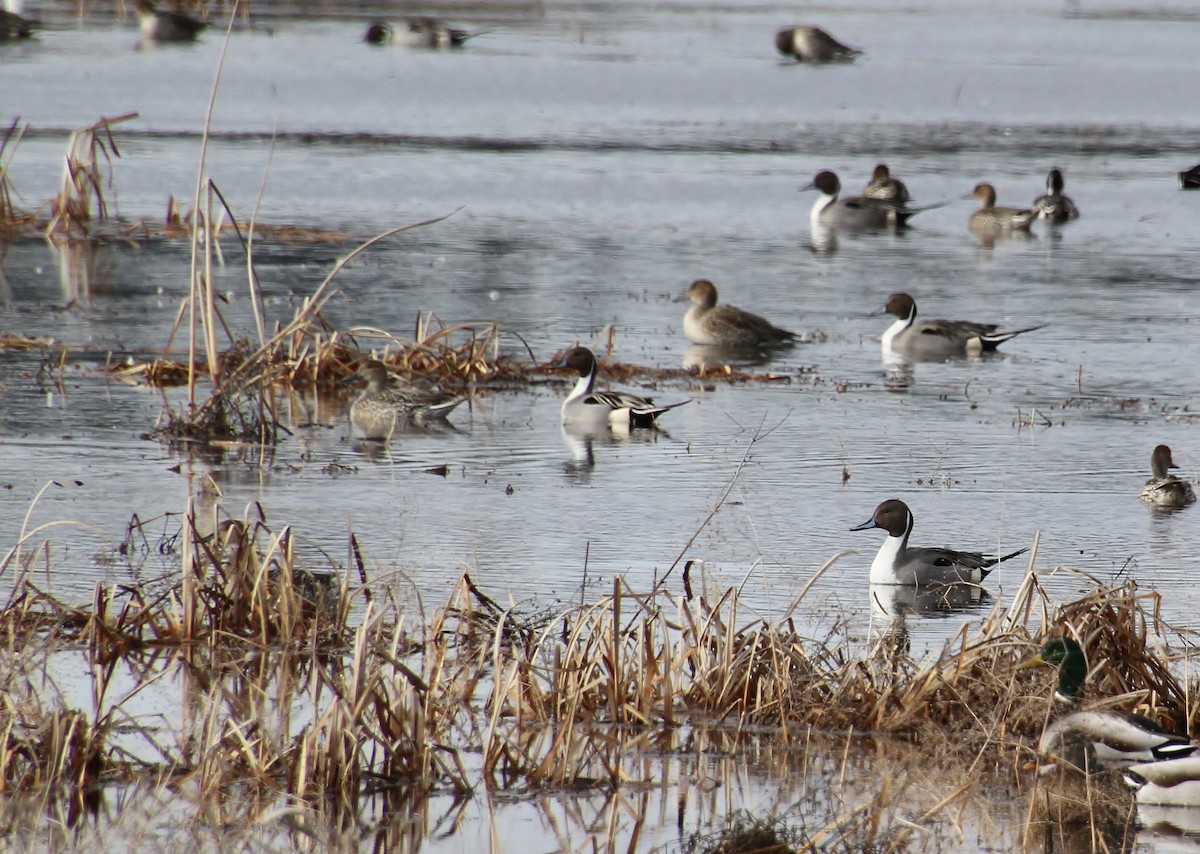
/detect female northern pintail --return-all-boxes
[774,25,861,62]
[550,347,688,431]
[802,171,923,230]
[0,0,34,39]
[862,163,911,205]
[1179,165,1200,190]
[365,18,478,48]
[1137,444,1196,509]
[873,292,1043,360]
[850,498,1027,586]
[681,279,796,349]
[136,0,205,42]
[1031,168,1080,224]
[349,359,465,440]
[1022,638,1197,776]
[967,183,1035,233]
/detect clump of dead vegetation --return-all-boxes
[0,499,1193,849]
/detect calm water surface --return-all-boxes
[2,0,1200,846]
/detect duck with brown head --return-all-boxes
[967,182,1036,232]
[850,498,1027,586]
[136,0,206,42]
[1031,168,1080,224]
[349,359,465,440]
[872,292,1044,360]
[802,170,927,230]
[549,347,689,432]
[681,279,796,349]
[1137,444,1196,509]
[863,164,911,205]
[774,25,860,62]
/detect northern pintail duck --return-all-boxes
[681,279,796,349]
[1031,168,1079,224]
[802,170,923,230]
[862,163,911,205]
[873,292,1043,359]
[1022,638,1197,776]
[349,359,465,440]
[967,183,1035,232]
[0,0,34,39]
[850,498,1027,586]
[1179,165,1200,190]
[774,26,861,62]
[550,347,688,431]
[136,0,206,42]
[365,18,477,48]
[1137,444,1196,509]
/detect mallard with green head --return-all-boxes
[1022,637,1197,774]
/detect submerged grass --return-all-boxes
[0,498,1195,849]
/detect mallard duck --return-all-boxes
[549,347,688,431]
[1125,756,1200,805]
[349,359,465,440]
[1022,637,1197,775]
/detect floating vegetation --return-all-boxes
[0,497,1194,849]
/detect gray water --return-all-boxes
[2,2,1200,845]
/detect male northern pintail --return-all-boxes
[365,18,478,48]
[1031,168,1080,224]
[862,163,911,205]
[1137,444,1196,509]
[850,499,1027,586]
[0,0,34,39]
[136,0,205,42]
[1179,165,1200,190]
[774,25,861,62]
[802,171,924,230]
[349,359,465,440]
[872,292,1043,359]
[681,279,796,349]
[967,183,1035,232]
[550,347,688,431]
[1022,638,1197,776]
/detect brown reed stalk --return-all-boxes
[44,113,138,241]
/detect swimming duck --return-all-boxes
[365,17,477,48]
[0,0,34,39]
[681,279,796,349]
[349,359,465,440]
[550,347,688,431]
[862,163,911,205]
[872,292,1043,360]
[850,498,1027,586]
[1031,168,1080,224]
[1137,444,1196,509]
[1125,757,1200,805]
[1022,637,1197,775]
[967,183,1036,233]
[802,170,923,230]
[136,0,205,42]
[1178,165,1200,190]
[774,25,861,62]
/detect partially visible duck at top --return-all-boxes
[1137,444,1196,509]
[136,0,206,43]
[872,292,1044,360]
[967,182,1036,233]
[365,17,480,48]
[1031,168,1080,224]
[850,498,1027,586]
[1178,164,1200,190]
[775,25,861,62]
[1021,637,1197,775]
[0,0,35,40]
[550,347,688,432]
[349,359,466,440]
[862,163,911,205]
[681,279,796,350]
[802,170,923,230]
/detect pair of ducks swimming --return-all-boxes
[684,280,1041,360]
[805,166,1079,232]
[1024,636,1200,807]
[0,0,205,43]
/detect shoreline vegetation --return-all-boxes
[0,500,1193,851]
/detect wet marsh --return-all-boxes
[3,0,1200,850]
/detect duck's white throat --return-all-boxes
[880,314,913,354]
[869,534,905,584]
[809,192,835,227]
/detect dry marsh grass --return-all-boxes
[0,500,1194,849]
